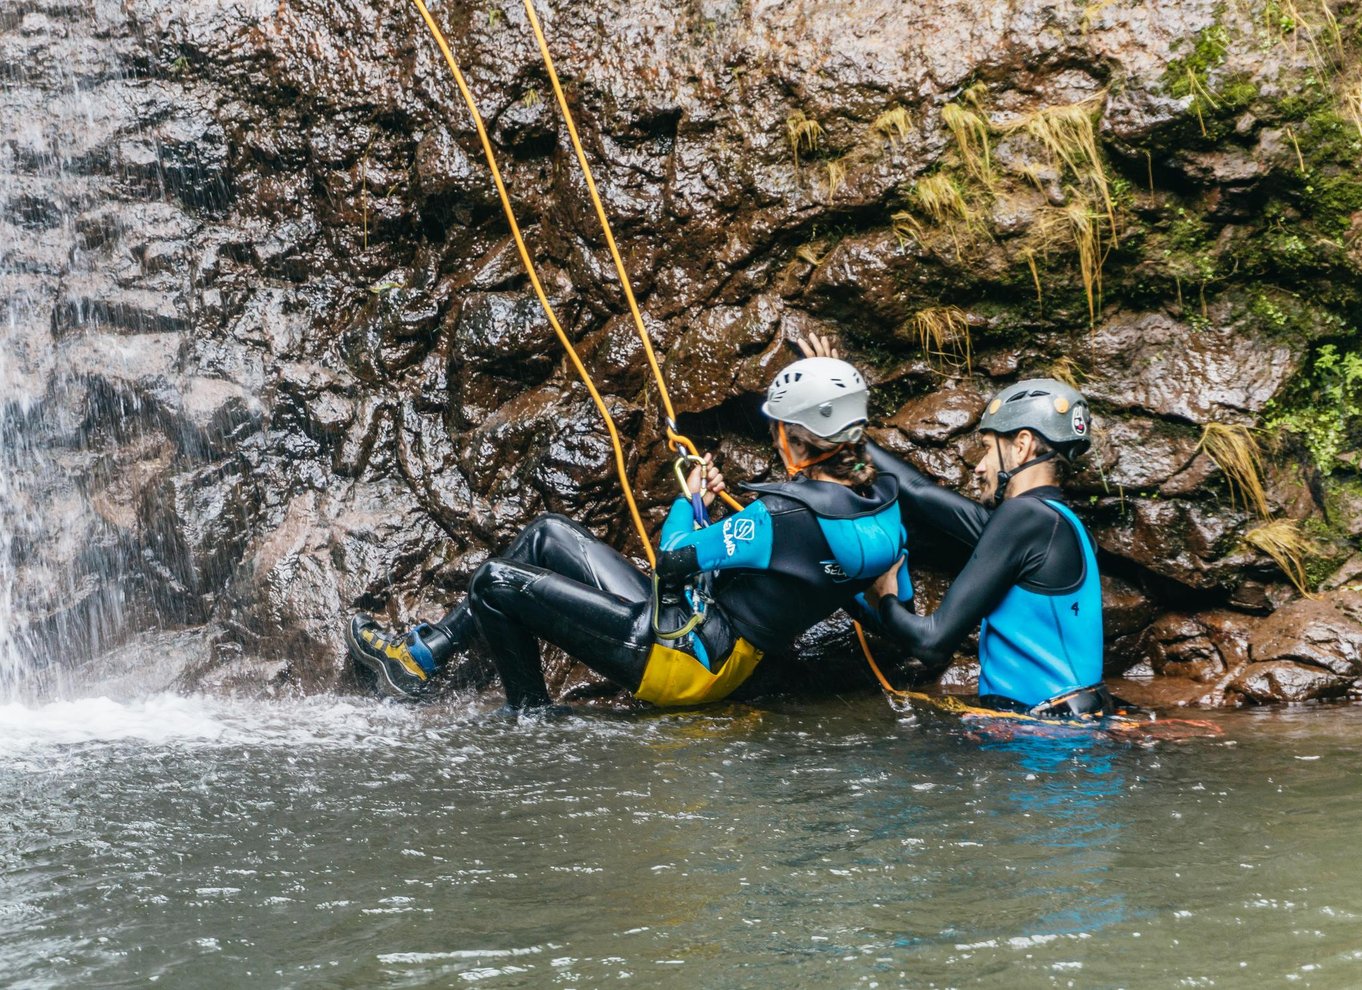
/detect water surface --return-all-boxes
[2,693,1360,989]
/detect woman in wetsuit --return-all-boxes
[865,378,1111,718]
[345,356,912,709]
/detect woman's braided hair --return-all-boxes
[775,421,879,495]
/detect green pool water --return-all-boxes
[2,692,1359,989]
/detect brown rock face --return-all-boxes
[1229,662,1348,705]
[3,0,1360,705]
[1249,596,1362,679]
[1085,310,1299,424]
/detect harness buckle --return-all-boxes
[651,571,712,641]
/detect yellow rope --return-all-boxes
[854,621,1047,722]
[520,0,744,514]
[409,0,656,566]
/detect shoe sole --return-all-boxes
[345,621,424,701]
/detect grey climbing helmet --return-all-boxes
[978,378,1092,459]
[761,357,869,441]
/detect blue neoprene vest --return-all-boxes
[976,500,1103,707]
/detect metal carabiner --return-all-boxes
[673,453,710,528]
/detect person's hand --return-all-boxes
[685,453,726,508]
[794,333,840,359]
[863,555,903,609]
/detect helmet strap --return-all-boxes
[991,435,1057,507]
[778,421,846,477]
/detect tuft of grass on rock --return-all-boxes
[824,158,847,203]
[871,106,913,146]
[905,305,972,373]
[1000,98,1117,241]
[1245,519,1316,596]
[1199,422,1271,519]
[941,100,994,187]
[1048,355,1086,388]
[786,110,824,167]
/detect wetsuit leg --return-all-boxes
[463,515,655,708]
[426,514,650,665]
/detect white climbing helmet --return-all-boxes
[761,357,869,441]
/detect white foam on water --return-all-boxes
[0,693,426,755]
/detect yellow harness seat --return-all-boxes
[634,638,764,707]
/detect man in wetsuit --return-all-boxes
[865,378,1111,718]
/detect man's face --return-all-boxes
[972,430,1037,502]
[972,431,1005,502]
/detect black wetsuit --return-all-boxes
[869,442,1109,716]
[424,474,906,709]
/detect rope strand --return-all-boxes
[409,0,657,565]
[521,0,744,513]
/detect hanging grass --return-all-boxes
[1065,199,1105,326]
[786,110,824,167]
[941,101,994,186]
[1182,66,1219,138]
[1245,519,1316,597]
[871,106,913,146]
[913,173,972,224]
[1018,161,1049,193]
[1000,98,1117,241]
[1048,355,1086,388]
[908,173,981,257]
[906,305,972,373]
[794,240,827,266]
[1198,423,1271,519]
[1028,198,1107,325]
[890,210,924,246]
[824,158,847,203]
[1020,247,1044,312]
[1342,78,1362,140]
[961,81,989,109]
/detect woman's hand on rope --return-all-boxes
[794,333,841,360]
[685,454,726,508]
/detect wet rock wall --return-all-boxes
[3,0,1361,703]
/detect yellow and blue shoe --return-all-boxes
[346,614,438,699]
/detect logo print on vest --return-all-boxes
[822,560,849,581]
[722,517,756,556]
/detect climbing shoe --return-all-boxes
[346,614,438,699]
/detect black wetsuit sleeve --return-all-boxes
[876,497,1054,669]
[867,440,991,547]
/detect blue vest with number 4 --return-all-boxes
[977,500,1103,707]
